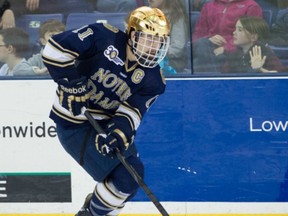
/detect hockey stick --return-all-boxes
[82,108,169,216]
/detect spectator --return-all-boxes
[0,27,35,76]
[0,0,15,29]
[27,19,65,75]
[192,0,263,72]
[223,16,286,73]
[148,0,190,73]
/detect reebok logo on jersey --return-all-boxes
[104,45,124,66]
[60,85,87,94]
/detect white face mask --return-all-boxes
[131,31,170,68]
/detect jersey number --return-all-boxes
[73,26,94,41]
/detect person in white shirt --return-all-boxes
[0,27,35,76]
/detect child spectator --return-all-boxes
[148,0,190,73]
[0,27,35,76]
[27,19,65,75]
[192,0,263,72]
[0,0,15,29]
[223,16,286,73]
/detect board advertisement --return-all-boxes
[0,78,287,215]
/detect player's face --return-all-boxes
[129,31,169,68]
[233,20,253,48]
[134,32,162,59]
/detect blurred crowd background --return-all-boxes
[0,0,287,77]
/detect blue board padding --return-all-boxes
[133,79,288,202]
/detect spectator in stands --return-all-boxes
[223,16,286,73]
[27,19,65,75]
[192,0,263,72]
[0,27,35,76]
[0,0,15,29]
[148,0,190,73]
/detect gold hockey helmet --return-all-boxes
[127,6,170,37]
[127,6,170,68]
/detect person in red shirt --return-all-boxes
[192,0,262,72]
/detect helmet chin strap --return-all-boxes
[127,39,135,56]
[126,38,137,64]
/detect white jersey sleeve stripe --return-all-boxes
[116,104,141,130]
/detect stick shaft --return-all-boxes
[83,109,169,216]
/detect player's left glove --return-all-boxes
[95,129,130,156]
[58,76,90,116]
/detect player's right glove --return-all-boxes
[95,129,130,157]
[58,76,90,116]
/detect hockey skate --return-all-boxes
[75,193,93,216]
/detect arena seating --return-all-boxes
[65,12,128,32]
[16,14,64,45]
[15,8,288,74]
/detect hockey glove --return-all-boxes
[95,129,130,156]
[58,76,90,116]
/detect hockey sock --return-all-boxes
[88,179,129,216]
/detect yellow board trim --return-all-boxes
[1,214,288,216]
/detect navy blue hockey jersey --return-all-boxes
[42,23,166,138]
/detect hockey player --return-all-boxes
[42,6,170,216]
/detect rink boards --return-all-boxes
[0,77,287,215]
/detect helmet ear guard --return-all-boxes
[126,6,170,68]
